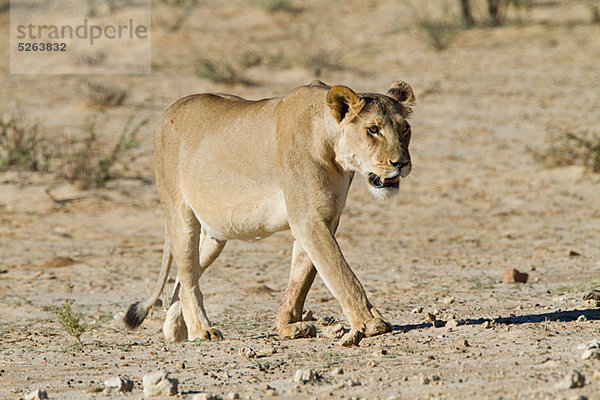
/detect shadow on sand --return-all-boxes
[392,307,600,334]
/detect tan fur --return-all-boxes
[132,81,415,344]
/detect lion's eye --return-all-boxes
[402,123,410,135]
[367,126,380,135]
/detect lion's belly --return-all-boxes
[185,188,289,242]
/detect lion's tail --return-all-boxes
[124,224,172,329]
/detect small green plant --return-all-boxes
[62,114,148,188]
[0,112,51,171]
[52,282,87,344]
[530,131,600,173]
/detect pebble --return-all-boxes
[425,312,436,322]
[446,319,459,328]
[367,360,378,367]
[443,296,455,305]
[294,369,316,383]
[432,320,445,328]
[320,322,346,339]
[192,394,218,400]
[577,315,587,322]
[578,340,600,350]
[142,371,179,397]
[411,307,423,313]
[556,370,585,389]
[482,320,492,329]
[104,376,134,393]
[317,316,335,326]
[331,367,344,375]
[192,393,219,400]
[52,227,72,238]
[502,269,528,283]
[24,390,48,400]
[227,393,240,400]
[239,347,257,359]
[582,349,600,360]
[421,375,430,385]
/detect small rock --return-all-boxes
[192,393,218,400]
[443,296,455,305]
[432,320,445,328]
[446,319,459,328]
[239,347,257,359]
[482,320,493,329]
[320,322,346,339]
[577,340,600,350]
[339,329,364,347]
[569,250,581,257]
[142,371,178,397]
[52,227,72,238]
[294,369,316,383]
[421,375,430,385]
[577,315,587,322]
[227,393,240,400]
[593,370,600,380]
[556,370,585,389]
[411,307,423,313]
[502,269,528,283]
[24,390,48,400]
[425,312,436,322]
[331,367,344,375]
[582,349,600,360]
[367,360,378,367]
[317,316,335,326]
[348,380,361,387]
[431,374,441,382]
[104,376,134,393]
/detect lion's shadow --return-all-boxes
[392,308,600,333]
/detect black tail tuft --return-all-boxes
[123,301,148,329]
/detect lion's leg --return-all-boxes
[276,240,318,339]
[164,228,226,342]
[166,206,224,341]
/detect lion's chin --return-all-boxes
[367,185,400,201]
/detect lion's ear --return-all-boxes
[387,81,416,114]
[327,85,364,123]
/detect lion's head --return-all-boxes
[327,81,415,200]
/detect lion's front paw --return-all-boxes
[364,318,392,337]
[339,328,364,347]
[279,322,317,339]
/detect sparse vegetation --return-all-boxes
[52,282,87,344]
[61,114,148,188]
[260,0,294,13]
[406,1,464,51]
[302,50,345,77]
[194,58,244,84]
[0,112,51,172]
[530,131,600,173]
[82,80,127,107]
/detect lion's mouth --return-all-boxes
[368,173,400,189]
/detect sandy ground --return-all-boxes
[1,1,600,399]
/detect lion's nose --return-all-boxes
[390,159,410,169]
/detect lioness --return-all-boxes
[124,80,415,346]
